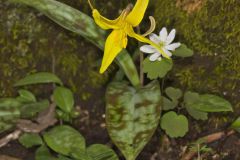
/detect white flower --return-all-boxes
[140,27,181,61]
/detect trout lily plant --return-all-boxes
[6,0,234,160]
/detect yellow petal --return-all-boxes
[93,9,125,30]
[126,26,170,59]
[100,29,128,73]
[126,0,149,27]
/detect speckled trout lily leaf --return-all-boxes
[0,98,22,133]
[106,81,161,160]
[11,0,140,87]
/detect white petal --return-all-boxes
[140,45,156,54]
[159,27,168,42]
[149,52,161,61]
[166,29,176,45]
[157,57,162,61]
[163,48,172,57]
[149,33,161,44]
[165,42,181,51]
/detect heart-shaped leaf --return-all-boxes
[165,87,182,100]
[143,58,173,79]
[14,72,63,86]
[162,96,178,111]
[172,44,193,58]
[106,81,161,160]
[160,111,188,138]
[43,125,86,156]
[19,133,43,148]
[53,87,74,113]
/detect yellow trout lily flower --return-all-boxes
[89,0,170,73]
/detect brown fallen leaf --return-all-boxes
[0,155,21,160]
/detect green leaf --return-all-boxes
[160,111,188,138]
[162,96,178,111]
[35,145,57,160]
[172,44,193,58]
[143,58,173,79]
[43,125,86,156]
[184,91,208,120]
[12,0,140,87]
[185,105,208,120]
[230,117,240,133]
[19,133,43,148]
[106,81,161,160]
[17,89,37,103]
[184,91,200,104]
[20,100,49,118]
[192,94,233,112]
[165,87,182,100]
[0,98,22,108]
[0,98,21,133]
[53,87,74,113]
[87,144,119,160]
[14,72,63,86]
[57,155,73,160]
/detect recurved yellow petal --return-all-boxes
[126,0,149,27]
[93,9,126,30]
[100,30,128,73]
[126,26,170,59]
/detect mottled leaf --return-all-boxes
[160,111,188,138]
[12,0,140,87]
[87,144,119,160]
[17,89,37,103]
[35,145,57,160]
[19,133,43,148]
[20,100,49,118]
[162,96,178,111]
[172,44,193,58]
[230,117,240,133]
[14,72,63,86]
[0,98,21,133]
[106,81,161,160]
[193,94,233,112]
[165,87,182,100]
[43,125,86,156]
[143,58,173,79]
[53,87,74,113]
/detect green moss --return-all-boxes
[154,0,240,104]
[0,1,109,100]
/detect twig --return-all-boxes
[0,103,57,148]
[181,130,235,160]
[0,130,22,148]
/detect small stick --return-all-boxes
[181,130,235,160]
[0,130,22,148]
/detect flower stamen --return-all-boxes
[142,16,156,37]
[87,0,94,10]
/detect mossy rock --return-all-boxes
[153,0,240,106]
[0,0,110,100]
